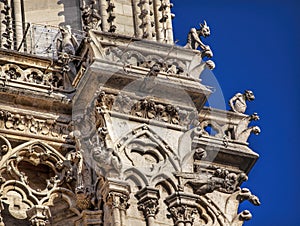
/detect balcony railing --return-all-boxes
[0,22,86,60]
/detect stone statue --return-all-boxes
[57,25,78,57]
[56,25,79,88]
[139,63,160,93]
[92,146,122,175]
[229,90,255,114]
[184,20,213,58]
[234,113,261,143]
[80,0,102,31]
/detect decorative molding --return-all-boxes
[0,110,69,140]
[96,90,198,127]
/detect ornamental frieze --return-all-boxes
[96,90,198,127]
[0,110,69,140]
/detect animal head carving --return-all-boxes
[245,90,255,101]
[199,20,210,37]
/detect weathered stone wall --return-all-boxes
[23,0,81,29]
[0,1,260,225]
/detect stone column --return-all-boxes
[165,192,199,226]
[132,0,142,38]
[135,187,160,226]
[0,201,4,226]
[164,0,173,44]
[0,2,4,47]
[153,0,163,42]
[101,179,130,226]
[26,205,51,226]
[142,0,153,40]
[99,0,109,32]
[13,0,23,50]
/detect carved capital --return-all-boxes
[165,192,199,225]
[168,205,198,225]
[138,199,159,218]
[135,187,160,219]
[106,192,129,210]
[101,179,130,210]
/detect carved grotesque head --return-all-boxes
[200,20,210,37]
[244,90,255,101]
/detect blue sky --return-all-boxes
[172,1,300,225]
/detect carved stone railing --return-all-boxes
[198,107,260,145]
[0,22,85,58]
[0,48,76,94]
[0,23,86,93]
[77,30,214,84]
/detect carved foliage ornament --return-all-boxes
[106,192,129,210]
[0,0,13,50]
[0,110,69,140]
[96,91,198,127]
[105,48,186,76]
[138,199,159,218]
[168,205,198,224]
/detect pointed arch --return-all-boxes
[151,173,177,195]
[123,167,148,188]
[42,188,80,216]
[0,139,66,168]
